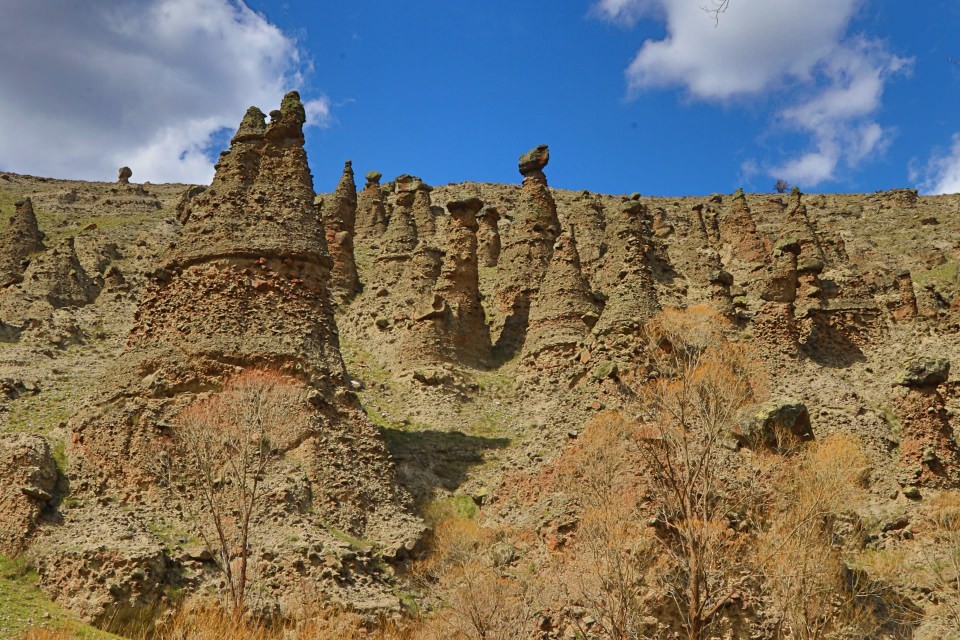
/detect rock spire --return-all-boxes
[0,198,46,287]
[323,160,361,301]
[493,145,561,355]
[522,229,599,365]
[356,170,388,238]
[69,92,418,556]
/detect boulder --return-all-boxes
[0,434,58,553]
[897,357,950,388]
[735,400,813,450]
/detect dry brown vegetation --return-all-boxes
[16,310,927,639]
[157,369,309,614]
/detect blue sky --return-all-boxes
[1,1,959,195]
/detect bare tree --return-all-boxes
[558,412,654,640]
[634,306,763,640]
[168,369,305,614]
[703,0,731,24]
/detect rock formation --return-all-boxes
[895,357,960,488]
[795,258,825,316]
[388,244,448,373]
[372,184,419,287]
[592,200,659,338]
[522,230,598,366]
[565,191,606,281]
[411,178,436,237]
[753,238,801,356]
[477,205,501,268]
[18,236,100,309]
[493,145,561,354]
[708,268,735,316]
[719,189,769,265]
[783,189,824,262]
[323,160,361,301]
[0,198,46,287]
[434,196,491,365]
[117,166,132,184]
[56,93,420,617]
[893,270,918,322]
[356,170,388,239]
[0,434,57,553]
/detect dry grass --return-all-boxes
[756,435,878,640]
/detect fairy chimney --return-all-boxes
[476,205,501,268]
[492,144,561,354]
[323,160,361,301]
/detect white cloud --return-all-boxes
[593,0,659,27]
[917,135,960,195]
[0,0,327,184]
[597,0,910,187]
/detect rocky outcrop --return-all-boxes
[391,245,448,372]
[493,145,561,354]
[356,170,388,239]
[893,270,918,322]
[477,205,501,268]
[753,238,801,356]
[0,434,58,553]
[372,186,419,287]
[35,507,169,627]
[719,189,769,265]
[323,160,361,302]
[57,93,420,617]
[522,230,598,366]
[784,189,824,263]
[708,268,735,316]
[734,400,814,451]
[0,198,46,286]
[19,236,100,308]
[795,257,825,316]
[434,197,491,365]
[565,191,606,281]
[393,174,435,238]
[412,180,436,238]
[592,200,659,338]
[894,357,960,488]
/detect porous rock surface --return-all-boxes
[4,124,960,635]
[0,198,46,287]
[492,144,561,355]
[0,434,57,553]
[26,93,422,620]
[322,160,361,301]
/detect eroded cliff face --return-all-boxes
[6,93,422,624]
[3,123,960,632]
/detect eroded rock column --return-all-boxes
[0,198,46,287]
[522,230,599,367]
[493,144,561,355]
[356,170,388,239]
[476,205,501,268]
[435,196,491,365]
[323,160,361,302]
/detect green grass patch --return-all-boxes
[4,385,84,435]
[0,554,123,639]
[422,495,479,526]
[327,528,375,553]
[914,260,960,288]
[34,210,166,247]
[0,186,22,217]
